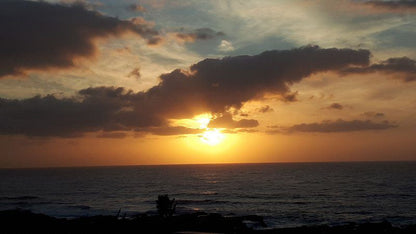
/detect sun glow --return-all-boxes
[201,129,225,146]
[170,114,226,146]
[195,115,211,129]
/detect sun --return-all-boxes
[201,129,225,146]
[174,114,226,146]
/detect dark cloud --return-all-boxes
[175,28,225,42]
[283,119,397,133]
[97,132,127,139]
[365,0,416,12]
[257,105,274,113]
[99,126,202,137]
[0,0,159,78]
[327,103,343,110]
[0,46,372,137]
[342,57,416,81]
[208,113,259,129]
[157,45,370,114]
[138,126,204,136]
[0,86,204,137]
[0,87,163,137]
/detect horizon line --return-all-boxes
[1,159,415,170]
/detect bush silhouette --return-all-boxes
[156,195,176,218]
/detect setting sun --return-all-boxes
[201,129,225,146]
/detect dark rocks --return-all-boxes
[1,209,415,234]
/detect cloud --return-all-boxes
[0,86,204,137]
[327,103,343,110]
[163,45,370,113]
[208,113,259,128]
[331,0,416,14]
[218,40,235,52]
[99,126,203,137]
[139,126,204,136]
[267,125,280,129]
[97,132,127,139]
[362,112,385,118]
[0,87,162,137]
[0,0,159,78]
[280,91,298,102]
[257,105,274,113]
[364,0,416,12]
[283,119,397,133]
[127,3,146,12]
[341,57,416,81]
[0,46,372,137]
[222,129,259,134]
[127,68,141,79]
[174,28,225,42]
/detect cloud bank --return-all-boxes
[2,45,402,138]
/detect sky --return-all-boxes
[1,0,416,168]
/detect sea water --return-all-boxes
[0,162,415,228]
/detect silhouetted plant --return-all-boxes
[156,194,176,218]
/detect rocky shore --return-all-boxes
[1,209,415,234]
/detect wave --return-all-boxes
[170,191,219,196]
[0,196,40,200]
[66,205,91,210]
[177,199,240,205]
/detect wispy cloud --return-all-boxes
[326,103,344,110]
[174,28,225,42]
[280,119,397,133]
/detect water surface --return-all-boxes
[1,162,415,228]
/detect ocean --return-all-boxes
[0,162,415,228]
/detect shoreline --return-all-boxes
[1,209,415,234]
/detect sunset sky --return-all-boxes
[1,0,416,168]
